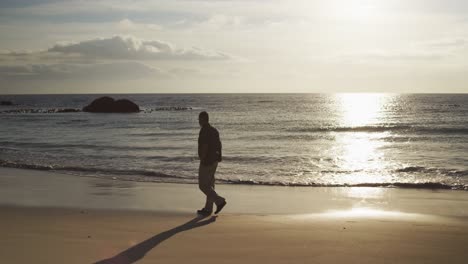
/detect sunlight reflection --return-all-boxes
[336,93,388,127]
[344,187,385,199]
[322,207,421,219]
[290,207,429,221]
[327,93,393,186]
[331,133,389,184]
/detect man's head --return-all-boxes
[199,111,209,127]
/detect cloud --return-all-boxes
[330,50,448,66]
[0,0,62,9]
[116,18,163,31]
[333,37,468,65]
[360,50,448,62]
[416,38,468,49]
[0,61,164,80]
[48,35,231,60]
[0,35,236,83]
[195,14,245,30]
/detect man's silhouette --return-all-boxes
[197,111,226,216]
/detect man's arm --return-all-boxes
[198,127,209,163]
[199,144,208,163]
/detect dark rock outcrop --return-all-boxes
[83,97,140,113]
[0,101,13,106]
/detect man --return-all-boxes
[197,111,227,216]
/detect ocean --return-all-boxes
[0,94,467,190]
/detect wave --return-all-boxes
[0,108,81,114]
[289,125,410,133]
[0,106,193,114]
[423,127,468,134]
[220,179,467,190]
[395,166,468,177]
[222,155,307,163]
[287,125,468,134]
[129,131,193,137]
[1,160,466,190]
[316,166,468,177]
[56,119,89,125]
[234,133,333,141]
[0,159,188,181]
[0,141,185,151]
[142,106,193,112]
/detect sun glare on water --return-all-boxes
[336,93,388,127]
[325,94,394,186]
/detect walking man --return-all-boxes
[197,111,227,216]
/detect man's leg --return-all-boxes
[198,162,224,211]
[204,167,216,211]
[210,162,227,214]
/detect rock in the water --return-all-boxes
[82,96,115,112]
[83,97,140,113]
[114,99,140,112]
[0,101,13,106]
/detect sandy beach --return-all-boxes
[1,168,468,264]
[2,0,468,261]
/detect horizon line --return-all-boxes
[2,92,468,96]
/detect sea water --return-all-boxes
[0,94,467,189]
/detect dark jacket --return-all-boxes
[198,124,222,165]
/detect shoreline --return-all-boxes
[1,165,466,191]
[1,167,468,217]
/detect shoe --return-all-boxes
[197,208,212,216]
[214,200,227,214]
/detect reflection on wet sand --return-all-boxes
[321,207,425,219]
[291,207,432,221]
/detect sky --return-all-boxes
[0,0,468,94]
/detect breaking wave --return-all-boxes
[0,159,188,181]
[288,125,468,135]
[220,179,467,190]
[1,159,466,190]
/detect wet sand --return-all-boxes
[1,168,468,263]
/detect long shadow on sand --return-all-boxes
[94,215,217,264]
